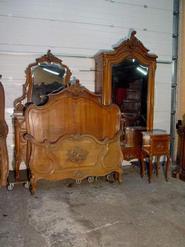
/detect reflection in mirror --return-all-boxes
[31,62,67,105]
[112,58,148,128]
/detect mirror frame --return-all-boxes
[14,50,72,111]
[95,31,157,130]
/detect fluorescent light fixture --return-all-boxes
[140,64,148,70]
[136,66,148,76]
[43,68,60,75]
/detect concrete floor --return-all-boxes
[1,166,185,247]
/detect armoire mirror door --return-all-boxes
[112,58,149,128]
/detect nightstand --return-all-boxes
[141,130,170,183]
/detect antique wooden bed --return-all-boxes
[24,82,123,193]
[0,76,9,187]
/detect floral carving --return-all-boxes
[67,146,88,163]
[67,81,87,97]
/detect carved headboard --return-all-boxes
[25,82,121,142]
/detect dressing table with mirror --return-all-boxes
[13,50,72,180]
[94,31,158,161]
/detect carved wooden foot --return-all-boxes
[165,155,170,182]
[148,157,153,183]
[107,172,122,183]
[30,178,37,194]
[140,159,145,178]
[140,151,147,178]
[156,157,160,177]
[114,171,122,183]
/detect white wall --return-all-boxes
[0,0,173,169]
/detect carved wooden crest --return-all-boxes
[112,30,157,59]
[48,80,101,103]
[67,146,88,164]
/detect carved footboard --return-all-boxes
[25,133,123,193]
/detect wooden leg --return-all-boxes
[30,177,37,195]
[113,172,118,181]
[140,152,145,178]
[148,156,153,183]
[114,171,123,183]
[165,154,170,181]
[156,156,160,177]
[118,173,123,183]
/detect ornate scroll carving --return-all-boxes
[14,50,72,111]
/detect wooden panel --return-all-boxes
[155,63,173,83]
[0,0,173,59]
[0,18,172,60]
[153,111,171,132]
[154,83,171,112]
[0,0,173,31]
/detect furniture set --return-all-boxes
[1,31,172,192]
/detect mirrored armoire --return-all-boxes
[94,31,157,159]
